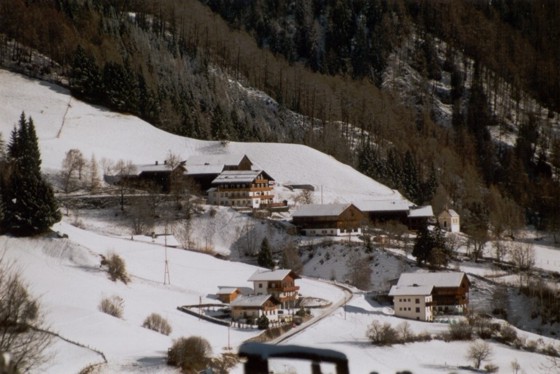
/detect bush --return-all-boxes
[415,331,432,342]
[0,261,52,372]
[168,336,212,373]
[499,324,517,344]
[367,320,399,346]
[525,339,538,352]
[143,313,172,335]
[447,320,472,341]
[396,321,415,343]
[257,314,269,330]
[484,363,499,373]
[101,252,130,284]
[211,353,240,374]
[99,295,124,318]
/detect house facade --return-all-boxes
[438,209,460,232]
[388,285,434,321]
[106,160,186,193]
[207,170,275,209]
[249,269,300,309]
[230,295,280,323]
[394,272,470,315]
[292,203,364,236]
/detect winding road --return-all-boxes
[271,278,354,345]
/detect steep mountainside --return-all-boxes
[0,0,559,238]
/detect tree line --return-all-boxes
[0,0,559,238]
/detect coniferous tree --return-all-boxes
[70,45,102,101]
[257,237,274,269]
[1,113,61,236]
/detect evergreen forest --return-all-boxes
[0,0,559,240]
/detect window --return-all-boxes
[415,298,420,304]
[415,307,420,313]
[259,284,262,288]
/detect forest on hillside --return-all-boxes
[0,0,559,241]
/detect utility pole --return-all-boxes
[163,223,171,285]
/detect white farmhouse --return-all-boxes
[388,284,434,321]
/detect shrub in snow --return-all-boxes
[167,336,211,373]
[498,324,517,344]
[257,314,269,330]
[101,252,130,284]
[99,295,124,318]
[142,313,172,335]
[211,353,240,373]
[447,320,472,341]
[396,321,414,342]
[484,363,499,373]
[366,320,399,346]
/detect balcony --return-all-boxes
[268,285,300,293]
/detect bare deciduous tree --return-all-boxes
[509,241,535,272]
[60,148,86,193]
[88,154,101,193]
[345,250,371,290]
[466,340,492,369]
[113,159,136,209]
[0,261,52,372]
[280,241,303,273]
[295,189,314,205]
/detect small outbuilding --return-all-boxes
[438,209,460,233]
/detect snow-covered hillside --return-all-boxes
[0,69,403,205]
[2,68,560,374]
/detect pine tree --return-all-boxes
[70,45,102,101]
[257,237,274,269]
[412,225,433,266]
[1,113,61,236]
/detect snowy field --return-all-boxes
[1,68,560,373]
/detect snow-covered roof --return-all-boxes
[439,208,459,218]
[388,284,433,297]
[216,286,239,295]
[212,170,270,184]
[292,203,353,218]
[185,164,224,175]
[354,199,410,212]
[111,161,185,177]
[447,209,459,217]
[248,269,299,281]
[230,294,276,308]
[187,153,250,167]
[408,205,434,218]
[396,272,468,288]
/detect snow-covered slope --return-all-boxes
[0,69,403,204]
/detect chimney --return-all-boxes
[155,161,158,165]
